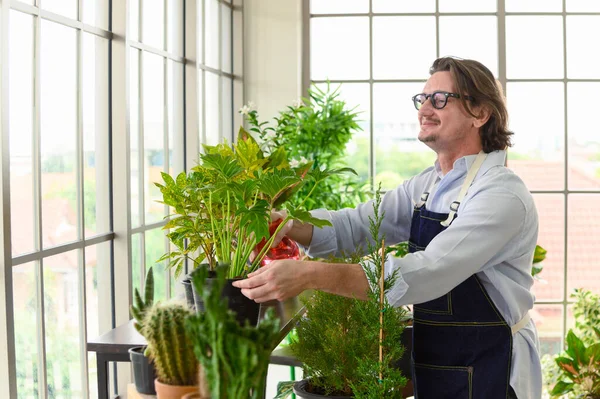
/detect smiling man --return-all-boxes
[233,57,542,399]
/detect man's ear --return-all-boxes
[473,106,491,128]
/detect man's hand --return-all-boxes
[269,210,293,248]
[232,259,313,303]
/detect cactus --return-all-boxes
[130,267,154,335]
[143,301,198,387]
[186,264,281,398]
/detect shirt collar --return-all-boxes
[433,150,506,178]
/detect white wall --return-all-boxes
[243,0,303,122]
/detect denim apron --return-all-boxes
[409,152,528,399]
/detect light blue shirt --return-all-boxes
[307,150,542,399]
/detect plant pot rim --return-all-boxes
[293,379,354,398]
[154,378,199,389]
[128,345,147,355]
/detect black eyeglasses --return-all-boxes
[411,91,474,110]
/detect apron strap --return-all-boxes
[511,312,531,334]
[415,177,438,208]
[441,151,488,227]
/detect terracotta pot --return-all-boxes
[181,393,205,399]
[154,379,198,399]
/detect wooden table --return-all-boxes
[87,297,305,399]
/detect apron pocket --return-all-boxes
[414,363,473,399]
[414,292,452,315]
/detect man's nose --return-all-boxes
[418,101,434,117]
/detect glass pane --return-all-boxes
[310,0,368,14]
[168,0,184,56]
[221,3,232,73]
[142,0,165,49]
[530,194,565,301]
[83,34,110,237]
[83,0,109,30]
[132,233,142,295]
[373,17,435,80]
[439,16,498,77]
[532,304,563,358]
[568,195,600,295]
[130,49,141,227]
[233,10,243,76]
[506,16,563,79]
[506,0,562,12]
[198,70,205,148]
[222,77,233,142]
[311,17,369,81]
[205,0,220,69]
[567,83,600,190]
[506,82,564,190]
[567,16,600,79]
[9,11,35,256]
[373,83,435,189]
[146,228,168,301]
[85,242,111,399]
[314,83,371,183]
[198,0,204,64]
[13,262,40,398]
[44,250,84,398]
[567,0,600,11]
[168,60,184,174]
[373,0,434,12]
[130,0,139,42]
[206,72,220,145]
[41,21,78,248]
[439,0,496,12]
[233,79,244,139]
[42,0,77,19]
[142,52,165,224]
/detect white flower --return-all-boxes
[239,105,250,115]
[263,130,277,141]
[289,159,301,168]
[247,101,256,110]
[299,156,309,164]
[292,98,303,108]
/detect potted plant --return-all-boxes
[186,263,284,398]
[156,129,351,324]
[129,267,157,395]
[142,300,199,399]
[277,189,411,398]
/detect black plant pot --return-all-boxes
[293,379,352,398]
[181,277,195,309]
[191,270,260,326]
[129,346,156,395]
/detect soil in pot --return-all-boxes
[293,379,353,398]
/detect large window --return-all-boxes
[307,0,600,390]
[1,0,243,397]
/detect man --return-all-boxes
[233,57,542,399]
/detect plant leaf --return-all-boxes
[287,207,332,229]
[550,380,574,395]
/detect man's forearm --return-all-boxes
[305,261,370,300]
[289,220,315,247]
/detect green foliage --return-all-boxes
[572,289,600,345]
[130,267,154,337]
[186,264,282,399]
[156,133,350,279]
[245,83,368,210]
[288,187,409,397]
[549,289,600,398]
[551,330,600,398]
[532,244,547,278]
[142,301,198,387]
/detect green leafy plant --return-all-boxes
[279,187,410,398]
[130,266,154,336]
[532,244,547,278]
[142,300,198,387]
[155,132,353,279]
[551,329,600,398]
[572,289,600,344]
[245,83,368,211]
[186,264,283,398]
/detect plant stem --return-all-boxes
[249,216,293,272]
[379,239,385,381]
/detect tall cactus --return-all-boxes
[130,267,154,335]
[143,301,198,386]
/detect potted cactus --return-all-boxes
[129,267,157,395]
[142,300,199,399]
